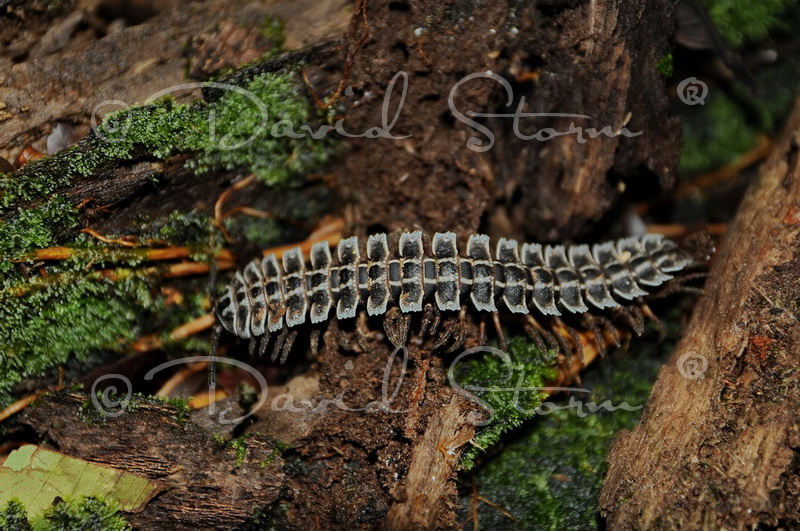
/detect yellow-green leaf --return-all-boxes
[0,445,161,517]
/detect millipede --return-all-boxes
[213,231,696,363]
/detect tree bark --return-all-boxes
[600,95,800,528]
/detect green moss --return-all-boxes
[656,52,673,78]
[240,503,291,531]
[0,499,31,531]
[679,91,758,176]
[231,434,253,467]
[1,497,129,531]
[223,215,283,249]
[34,496,129,531]
[132,394,192,424]
[454,337,558,470]
[0,70,331,265]
[701,0,797,46]
[189,72,330,186]
[260,440,291,469]
[467,338,674,529]
[0,196,80,273]
[142,210,213,247]
[0,257,211,411]
[0,275,149,406]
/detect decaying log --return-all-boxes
[336,0,681,243]
[599,96,800,528]
[23,392,286,530]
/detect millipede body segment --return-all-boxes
[215,231,691,348]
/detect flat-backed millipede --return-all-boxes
[214,231,693,362]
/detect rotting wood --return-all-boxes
[22,392,285,530]
[600,95,800,528]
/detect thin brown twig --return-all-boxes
[132,313,216,353]
[301,0,370,109]
[260,215,345,259]
[477,496,518,523]
[80,228,138,248]
[156,360,210,398]
[214,174,256,242]
[221,205,314,233]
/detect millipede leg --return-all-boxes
[384,307,411,349]
[271,327,289,362]
[522,317,548,355]
[248,337,258,357]
[640,302,666,340]
[551,326,572,360]
[529,316,561,355]
[554,317,584,366]
[629,305,645,336]
[356,310,373,350]
[279,330,298,364]
[445,320,468,353]
[420,303,439,337]
[653,271,708,298]
[593,314,621,348]
[309,329,321,359]
[433,319,455,350]
[258,332,271,358]
[580,313,606,357]
[615,306,645,337]
[492,312,507,351]
[478,315,488,345]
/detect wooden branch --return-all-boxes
[599,95,800,527]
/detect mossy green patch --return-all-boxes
[260,440,291,469]
[0,260,207,411]
[0,70,331,265]
[465,338,674,529]
[679,50,799,179]
[453,336,558,470]
[679,91,758,176]
[0,499,30,531]
[231,433,253,468]
[0,196,79,274]
[141,210,213,247]
[701,0,798,47]
[188,73,330,186]
[0,277,143,410]
[656,52,674,78]
[260,14,287,48]
[35,496,130,531]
